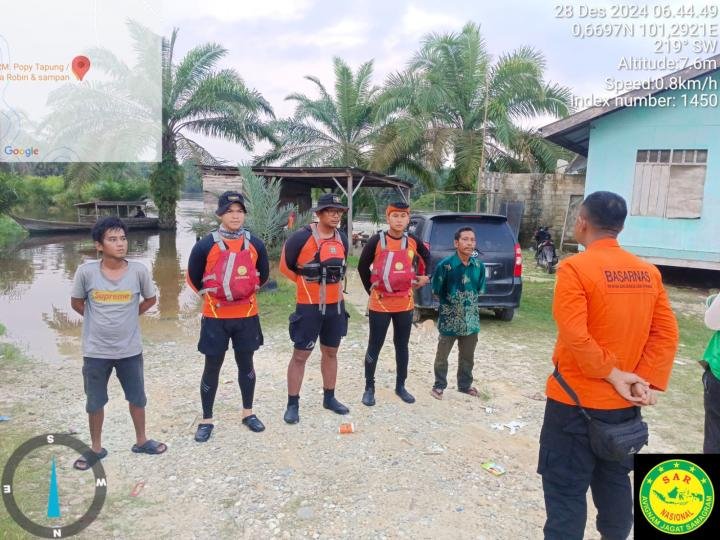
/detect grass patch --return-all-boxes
[0,342,28,368]
[258,272,300,327]
[513,278,556,335]
[676,312,714,361]
[0,427,47,539]
[0,215,27,251]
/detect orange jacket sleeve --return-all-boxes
[552,262,616,378]
[633,276,679,391]
[279,245,297,282]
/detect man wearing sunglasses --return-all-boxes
[279,193,351,424]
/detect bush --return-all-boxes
[0,173,24,213]
[241,167,296,255]
[0,214,27,250]
[82,178,150,201]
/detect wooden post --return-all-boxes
[346,171,353,248]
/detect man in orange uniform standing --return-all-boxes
[187,191,270,441]
[357,202,431,406]
[538,191,678,539]
[280,193,351,424]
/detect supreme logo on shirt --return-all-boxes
[91,290,133,303]
[602,269,655,292]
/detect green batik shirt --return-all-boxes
[431,253,486,336]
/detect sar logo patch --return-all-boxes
[395,262,404,270]
[640,459,714,534]
[237,266,248,276]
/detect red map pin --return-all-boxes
[72,56,90,81]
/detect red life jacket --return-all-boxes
[199,231,259,307]
[299,224,346,313]
[370,232,415,297]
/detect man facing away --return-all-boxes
[357,201,431,406]
[187,191,270,441]
[279,193,351,424]
[70,217,166,470]
[430,227,486,400]
[538,191,679,539]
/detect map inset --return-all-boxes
[0,0,161,163]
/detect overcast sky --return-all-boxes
[160,0,712,163]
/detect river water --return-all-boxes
[0,197,206,361]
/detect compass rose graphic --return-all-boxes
[2,434,107,538]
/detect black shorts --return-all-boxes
[82,354,146,413]
[288,302,349,350]
[198,315,264,356]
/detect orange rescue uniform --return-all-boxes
[279,226,348,305]
[546,238,679,409]
[187,237,263,319]
[364,234,428,312]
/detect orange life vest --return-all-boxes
[199,231,259,307]
[370,232,415,296]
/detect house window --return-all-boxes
[631,149,708,218]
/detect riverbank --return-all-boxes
[0,215,27,251]
[0,262,714,539]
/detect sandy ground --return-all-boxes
[0,269,709,540]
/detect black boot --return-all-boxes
[362,387,376,406]
[283,404,299,424]
[395,386,416,404]
[323,389,350,415]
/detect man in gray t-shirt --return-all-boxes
[70,217,166,470]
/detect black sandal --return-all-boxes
[73,448,108,471]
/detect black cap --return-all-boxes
[216,191,247,216]
[312,193,348,212]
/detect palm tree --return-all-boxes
[374,22,574,193]
[44,23,276,229]
[256,57,411,218]
[154,29,276,228]
[255,57,380,168]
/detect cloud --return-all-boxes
[400,4,464,38]
[273,17,370,49]
[377,4,464,78]
[164,0,314,23]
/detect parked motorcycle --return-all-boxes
[533,227,558,274]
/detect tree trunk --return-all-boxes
[149,150,183,230]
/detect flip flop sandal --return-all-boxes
[459,387,480,397]
[430,388,444,400]
[73,447,108,471]
[131,439,168,455]
[194,423,214,443]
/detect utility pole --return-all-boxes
[475,65,491,213]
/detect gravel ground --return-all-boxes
[0,270,706,539]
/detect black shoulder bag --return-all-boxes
[553,366,649,461]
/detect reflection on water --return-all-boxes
[0,197,207,360]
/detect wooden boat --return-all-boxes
[10,200,159,235]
